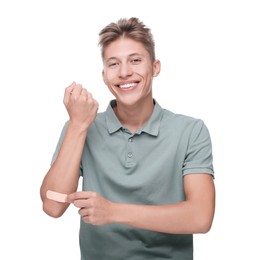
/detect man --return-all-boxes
[40,17,215,260]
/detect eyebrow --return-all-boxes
[105,53,143,63]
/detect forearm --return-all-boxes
[111,201,214,234]
[40,121,87,217]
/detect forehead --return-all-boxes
[103,38,149,60]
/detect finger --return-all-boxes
[67,191,96,203]
[64,81,76,103]
[87,92,98,107]
[82,214,93,224]
[80,88,88,99]
[65,81,76,94]
[78,207,91,218]
[70,84,83,98]
[73,198,93,208]
[87,92,94,103]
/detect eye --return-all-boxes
[131,58,141,64]
[108,62,119,68]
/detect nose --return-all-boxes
[118,63,133,78]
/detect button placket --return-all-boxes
[125,135,135,167]
[127,151,133,158]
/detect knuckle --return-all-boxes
[87,98,94,105]
[78,208,83,216]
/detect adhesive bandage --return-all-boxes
[46,190,68,203]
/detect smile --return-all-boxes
[117,82,139,89]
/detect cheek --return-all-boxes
[141,70,153,83]
[103,72,117,93]
[103,69,117,85]
[137,64,153,77]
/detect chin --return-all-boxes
[118,96,147,107]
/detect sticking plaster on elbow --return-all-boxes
[46,190,68,203]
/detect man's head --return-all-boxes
[99,18,160,108]
[98,17,156,62]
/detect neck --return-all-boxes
[114,97,154,133]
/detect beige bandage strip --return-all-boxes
[46,190,68,203]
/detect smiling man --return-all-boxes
[40,17,215,260]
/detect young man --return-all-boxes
[40,17,215,260]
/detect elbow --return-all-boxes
[193,201,215,234]
[42,201,68,218]
[40,188,69,218]
[196,220,213,234]
[194,214,214,234]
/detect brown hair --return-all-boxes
[98,17,156,61]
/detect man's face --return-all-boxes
[102,38,160,107]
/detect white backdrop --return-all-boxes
[0,0,257,259]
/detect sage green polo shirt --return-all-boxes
[52,100,214,260]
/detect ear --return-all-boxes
[102,69,107,85]
[152,59,161,77]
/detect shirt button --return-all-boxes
[129,138,133,142]
[127,152,133,158]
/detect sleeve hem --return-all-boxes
[183,169,214,178]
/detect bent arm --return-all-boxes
[111,173,215,234]
[40,122,86,218]
[40,83,98,218]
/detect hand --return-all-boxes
[67,191,114,226]
[63,82,99,131]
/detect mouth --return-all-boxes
[116,81,140,90]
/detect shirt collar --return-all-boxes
[105,99,163,136]
[105,100,123,134]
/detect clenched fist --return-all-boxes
[63,82,99,131]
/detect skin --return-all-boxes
[102,38,161,132]
[40,37,215,234]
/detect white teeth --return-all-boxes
[119,83,137,89]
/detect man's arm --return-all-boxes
[40,82,98,218]
[113,173,215,234]
[68,173,215,234]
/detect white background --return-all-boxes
[1,0,257,259]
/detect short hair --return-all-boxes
[98,17,156,62]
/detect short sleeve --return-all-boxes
[182,119,214,177]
